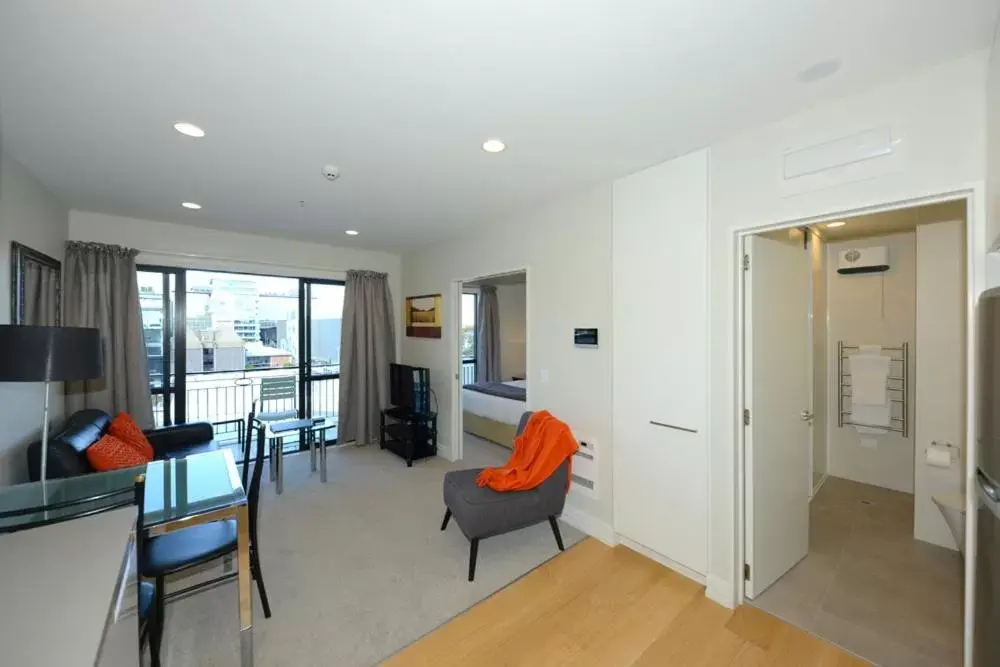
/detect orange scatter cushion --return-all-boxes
[86,434,152,471]
[109,412,154,460]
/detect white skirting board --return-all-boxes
[616,536,707,586]
[706,574,736,609]
[811,473,829,500]
[435,441,457,462]
[559,505,616,546]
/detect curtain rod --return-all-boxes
[136,248,347,274]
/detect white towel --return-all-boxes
[850,353,890,406]
[852,404,892,434]
[849,348,891,434]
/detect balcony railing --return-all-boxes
[462,359,476,385]
[150,367,339,457]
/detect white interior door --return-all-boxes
[745,233,812,598]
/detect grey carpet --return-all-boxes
[157,434,583,667]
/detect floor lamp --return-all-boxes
[0,325,103,482]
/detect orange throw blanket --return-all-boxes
[476,410,579,492]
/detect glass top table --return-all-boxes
[0,448,256,666]
[259,415,336,494]
[0,449,246,532]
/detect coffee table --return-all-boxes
[260,416,336,494]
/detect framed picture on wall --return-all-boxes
[405,294,442,338]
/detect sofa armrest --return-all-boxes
[144,423,215,457]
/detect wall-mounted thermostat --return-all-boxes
[574,328,598,347]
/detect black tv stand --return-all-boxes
[380,406,437,467]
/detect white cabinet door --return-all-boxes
[612,149,709,575]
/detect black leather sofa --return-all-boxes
[27,409,219,481]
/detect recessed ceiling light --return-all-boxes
[482,138,506,153]
[173,122,205,138]
[345,230,359,236]
[826,221,846,228]
[181,202,202,210]
[797,58,841,84]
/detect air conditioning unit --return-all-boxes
[837,246,889,275]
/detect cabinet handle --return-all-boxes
[649,420,698,434]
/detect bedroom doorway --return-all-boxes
[454,269,528,464]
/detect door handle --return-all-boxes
[800,410,814,422]
[649,420,698,434]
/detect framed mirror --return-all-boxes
[11,242,61,326]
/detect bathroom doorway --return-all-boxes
[743,200,967,667]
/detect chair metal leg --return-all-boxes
[269,439,277,482]
[548,516,565,551]
[309,429,317,472]
[468,538,479,582]
[276,437,284,495]
[250,547,272,619]
[440,508,452,531]
[149,576,164,667]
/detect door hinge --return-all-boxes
[743,409,751,426]
[743,254,750,271]
[744,563,751,581]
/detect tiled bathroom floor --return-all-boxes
[751,476,963,667]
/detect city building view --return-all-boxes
[138,269,344,439]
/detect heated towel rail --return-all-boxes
[837,341,908,437]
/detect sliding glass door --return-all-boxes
[303,280,345,432]
[461,291,477,384]
[138,268,183,426]
[137,266,344,456]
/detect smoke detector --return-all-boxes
[321,164,341,182]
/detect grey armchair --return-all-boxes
[441,411,571,581]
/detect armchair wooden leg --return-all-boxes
[440,508,452,531]
[468,538,479,582]
[548,516,565,551]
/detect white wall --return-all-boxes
[826,233,915,493]
[496,283,526,380]
[987,20,1000,250]
[811,233,828,485]
[915,219,966,549]
[0,152,68,484]
[401,186,614,528]
[68,211,403,357]
[709,51,987,603]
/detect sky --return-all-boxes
[138,270,344,319]
[461,293,476,328]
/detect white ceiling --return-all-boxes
[0,1,996,251]
[819,200,967,241]
[762,199,968,244]
[465,271,527,287]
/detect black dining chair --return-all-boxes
[137,421,272,667]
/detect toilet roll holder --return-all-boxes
[927,440,959,464]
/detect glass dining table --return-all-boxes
[0,449,256,666]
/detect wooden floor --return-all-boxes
[383,538,870,667]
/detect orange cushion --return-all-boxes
[86,434,152,471]
[108,412,155,460]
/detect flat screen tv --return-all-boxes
[389,363,431,414]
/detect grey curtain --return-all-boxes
[63,241,154,427]
[476,285,501,382]
[23,261,59,326]
[337,270,396,445]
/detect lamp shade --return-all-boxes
[0,325,103,382]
